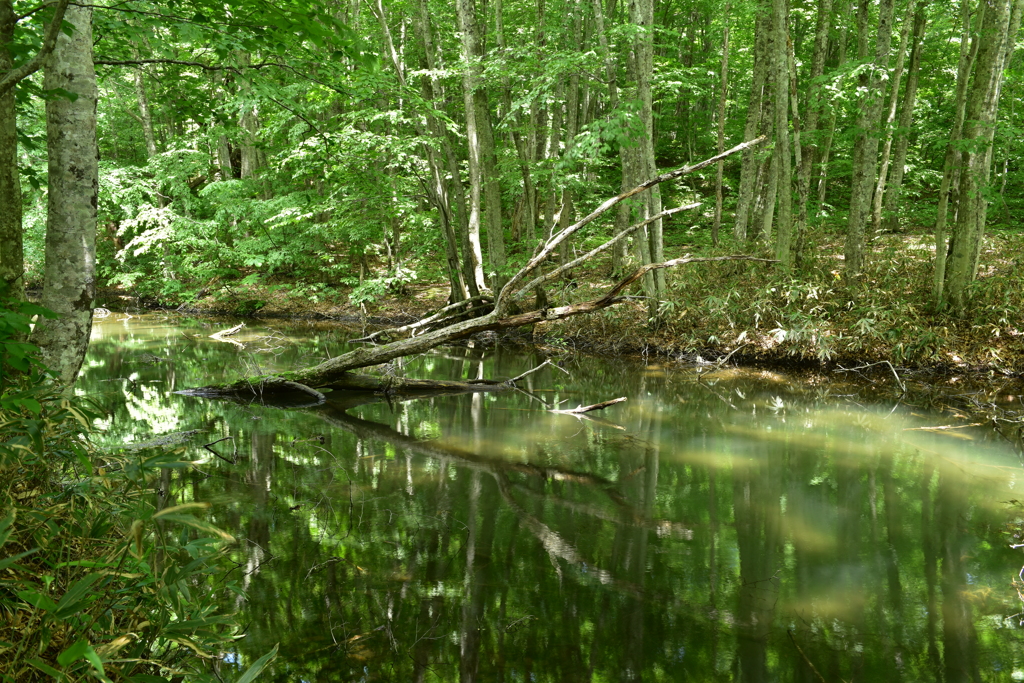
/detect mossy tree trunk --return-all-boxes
[32,4,98,386]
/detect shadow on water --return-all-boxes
[78,314,1024,681]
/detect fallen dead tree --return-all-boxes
[185,136,769,400]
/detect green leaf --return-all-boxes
[26,658,66,680]
[0,509,14,546]
[235,644,278,683]
[18,589,58,613]
[0,548,38,572]
[57,639,106,678]
[53,573,104,619]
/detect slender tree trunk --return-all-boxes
[32,4,98,386]
[456,0,492,293]
[134,65,157,158]
[771,0,793,267]
[734,6,772,241]
[788,27,808,264]
[414,0,478,298]
[558,2,585,268]
[816,0,852,213]
[593,0,630,275]
[880,2,927,233]
[0,0,23,300]
[495,0,537,246]
[630,0,664,312]
[713,5,730,246]
[870,0,918,234]
[945,0,1023,309]
[933,0,979,308]
[842,0,896,278]
[238,54,261,180]
[792,0,832,253]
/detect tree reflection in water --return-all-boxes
[76,317,1024,681]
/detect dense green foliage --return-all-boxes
[6,0,1018,318]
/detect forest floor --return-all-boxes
[96,227,1024,381]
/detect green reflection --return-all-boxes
[79,314,1024,681]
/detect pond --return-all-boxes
[78,313,1024,682]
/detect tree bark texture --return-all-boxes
[880,2,928,233]
[843,0,896,278]
[933,0,981,307]
[713,5,730,247]
[734,6,773,241]
[0,0,22,300]
[944,0,1024,308]
[628,0,665,312]
[33,4,98,386]
[456,0,490,293]
[771,0,793,267]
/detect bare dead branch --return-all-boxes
[512,203,700,301]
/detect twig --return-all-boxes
[551,397,627,414]
[715,343,749,368]
[210,322,245,338]
[836,360,906,394]
[787,629,828,683]
[203,437,235,464]
[903,422,985,432]
[505,359,554,386]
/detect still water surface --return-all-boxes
[79,313,1024,681]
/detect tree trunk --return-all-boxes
[594,0,632,276]
[134,65,158,158]
[815,0,852,213]
[413,0,477,299]
[944,0,1023,309]
[713,5,730,247]
[794,0,833,247]
[32,4,98,386]
[734,6,773,241]
[238,54,260,179]
[456,0,491,293]
[880,2,927,233]
[629,0,665,313]
[870,0,918,235]
[932,0,979,308]
[495,0,537,245]
[771,0,793,267]
[0,0,22,300]
[842,0,896,278]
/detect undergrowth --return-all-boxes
[0,288,276,682]
[540,229,1024,370]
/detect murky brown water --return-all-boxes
[79,313,1024,681]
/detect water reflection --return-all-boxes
[77,314,1024,681]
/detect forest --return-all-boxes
[3,0,1024,381]
[2,0,1024,679]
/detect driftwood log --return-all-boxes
[185,136,769,401]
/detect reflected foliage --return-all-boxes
[78,315,1024,680]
